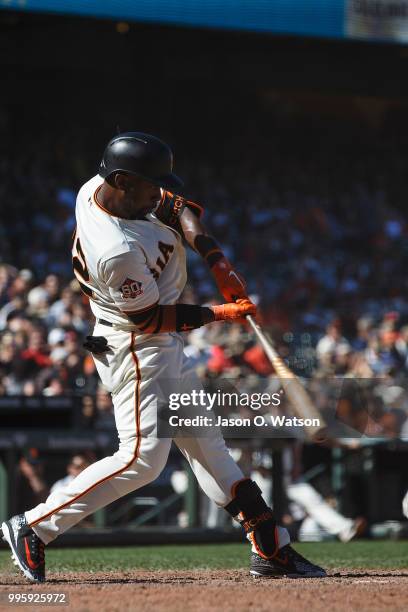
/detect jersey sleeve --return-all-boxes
[100,249,159,315]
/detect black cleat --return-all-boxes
[1,514,45,583]
[250,545,326,578]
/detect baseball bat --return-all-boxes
[246,315,327,441]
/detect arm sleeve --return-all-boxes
[154,190,204,231]
[100,249,159,315]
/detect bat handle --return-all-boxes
[246,314,279,361]
[246,314,257,329]
[246,314,267,342]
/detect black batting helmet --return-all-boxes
[99,132,183,190]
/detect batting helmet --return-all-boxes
[99,132,183,190]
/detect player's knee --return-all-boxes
[145,460,166,483]
[115,438,170,481]
[114,443,138,467]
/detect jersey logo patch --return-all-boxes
[120,278,144,299]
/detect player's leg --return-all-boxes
[173,357,288,544]
[287,481,365,542]
[2,431,171,583]
[173,357,326,578]
[174,436,289,548]
[2,330,180,581]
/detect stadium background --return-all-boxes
[0,0,408,552]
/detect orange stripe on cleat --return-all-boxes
[25,538,40,570]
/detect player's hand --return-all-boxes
[211,257,248,302]
[211,298,256,322]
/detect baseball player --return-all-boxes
[1,132,326,582]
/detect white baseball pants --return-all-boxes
[287,482,354,537]
[25,328,247,544]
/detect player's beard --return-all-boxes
[139,196,160,217]
[116,195,149,219]
[138,204,156,217]
[141,195,161,217]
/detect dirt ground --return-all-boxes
[1,569,408,612]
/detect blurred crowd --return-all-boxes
[1,106,408,439]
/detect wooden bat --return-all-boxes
[247,315,327,441]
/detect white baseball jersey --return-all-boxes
[72,175,187,330]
